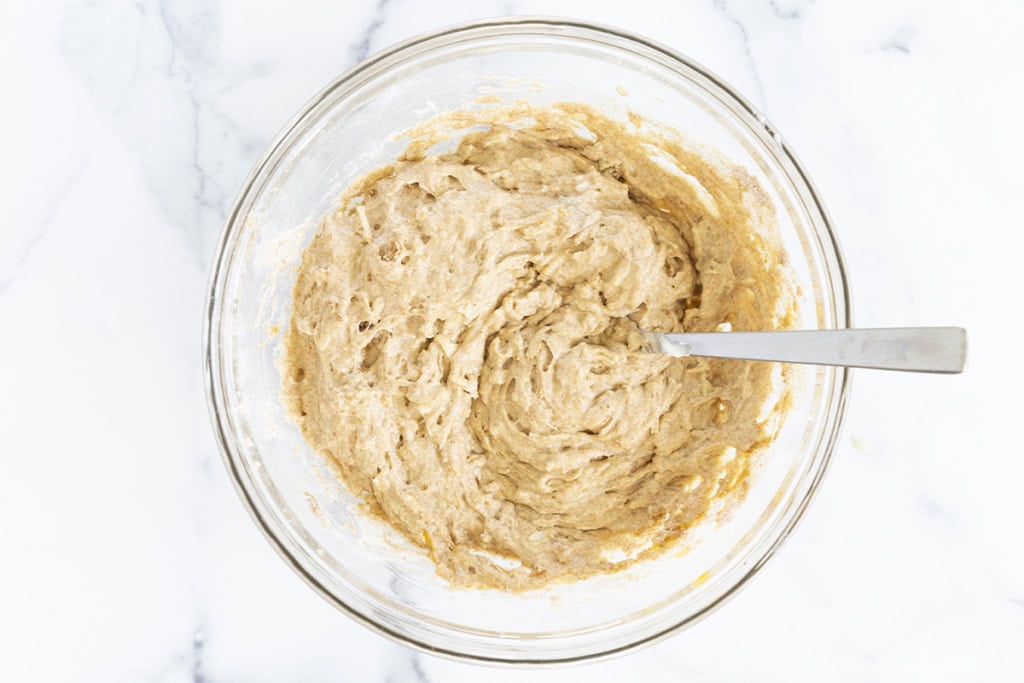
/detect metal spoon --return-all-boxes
[649,327,967,373]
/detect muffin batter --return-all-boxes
[285,104,792,590]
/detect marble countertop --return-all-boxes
[3,0,1023,680]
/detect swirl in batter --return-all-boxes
[285,104,793,590]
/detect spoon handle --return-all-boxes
[654,327,967,373]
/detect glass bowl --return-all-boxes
[204,17,851,665]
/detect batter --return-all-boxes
[285,104,792,590]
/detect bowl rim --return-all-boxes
[203,15,852,665]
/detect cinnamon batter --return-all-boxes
[285,104,792,590]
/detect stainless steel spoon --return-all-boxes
[649,327,967,373]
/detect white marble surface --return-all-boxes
[2,0,1023,680]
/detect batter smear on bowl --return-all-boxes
[284,104,793,590]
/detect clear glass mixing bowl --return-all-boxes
[204,17,851,664]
